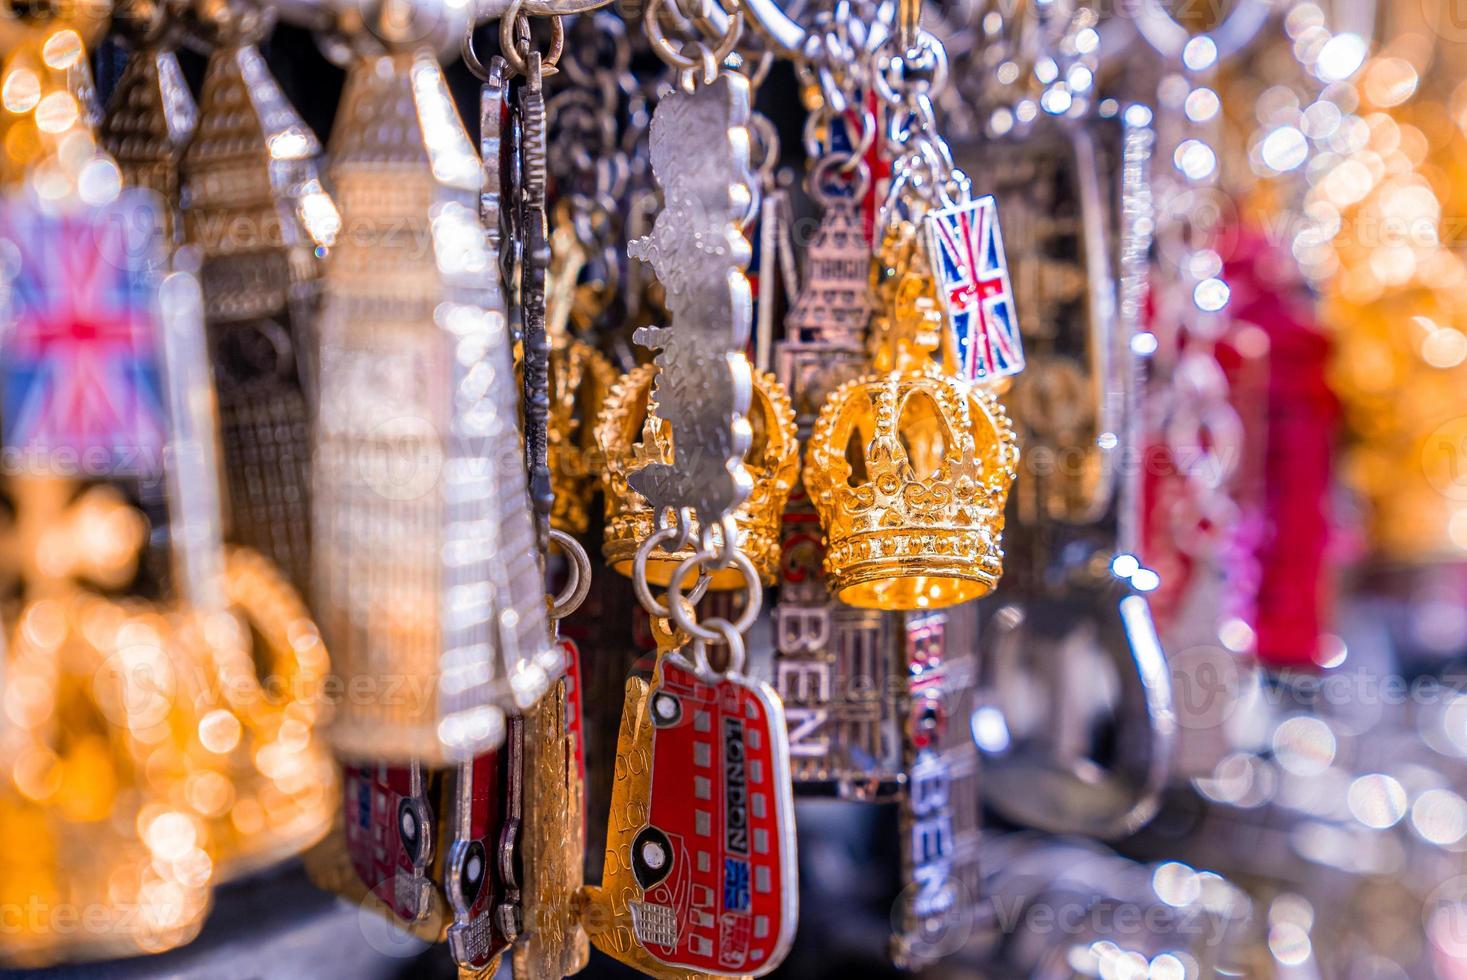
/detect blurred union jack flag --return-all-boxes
[0,196,166,475]
[924,195,1025,382]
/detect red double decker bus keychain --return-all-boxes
[584,613,798,978]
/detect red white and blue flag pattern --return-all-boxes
[0,195,166,475]
[924,194,1025,382]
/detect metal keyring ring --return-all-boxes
[936,167,970,211]
[806,104,879,165]
[463,14,491,80]
[666,548,761,642]
[872,28,949,107]
[500,0,564,77]
[748,111,781,186]
[699,514,742,571]
[809,152,871,207]
[688,617,746,677]
[745,50,774,90]
[644,0,742,74]
[633,527,713,617]
[547,528,592,619]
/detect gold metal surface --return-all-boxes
[804,224,1020,610]
[512,677,590,979]
[595,363,799,589]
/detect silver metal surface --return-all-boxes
[314,47,554,763]
[180,40,333,597]
[626,74,756,544]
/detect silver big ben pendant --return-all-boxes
[314,42,558,765]
[180,13,337,596]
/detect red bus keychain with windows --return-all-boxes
[581,21,798,976]
[332,762,445,930]
[583,609,798,978]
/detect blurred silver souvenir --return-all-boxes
[99,0,196,242]
[179,0,336,597]
[960,107,1175,839]
[313,0,558,765]
[960,833,1258,978]
[892,606,984,971]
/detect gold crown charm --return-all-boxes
[548,336,616,535]
[805,368,1018,609]
[595,361,799,589]
[804,221,1020,610]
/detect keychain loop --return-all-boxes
[547,528,592,619]
[666,546,761,642]
[559,10,631,86]
[872,28,947,107]
[643,0,741,79]
[633,526,713,617]
[809,151,871,207]
[747,111,781,188]
[687,617,747,677]
[802,105,877,167]
[499,0,563,77]
[463,15,490,80]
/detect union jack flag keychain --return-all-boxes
[0,193,169,478]
[924,194,1026,383]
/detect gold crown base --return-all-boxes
[604,513,781,591]
[824,529,1003,610]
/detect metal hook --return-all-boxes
[547,528,592,619]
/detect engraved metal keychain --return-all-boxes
[312,0,560,765]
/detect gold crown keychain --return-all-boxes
[595,360,799,589]
[804,221,1019,610]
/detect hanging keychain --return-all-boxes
[505,16,593,971]
[312,0,560,766]
[177,0,338,599]
[803,8,1020,613]
[771,0,905,796]
[99,0,196,242]
[581,4,798,974]
[308,0,542,945]
[444,15,593,976]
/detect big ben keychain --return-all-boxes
[311,0,560,766]
[179,0,338,598]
